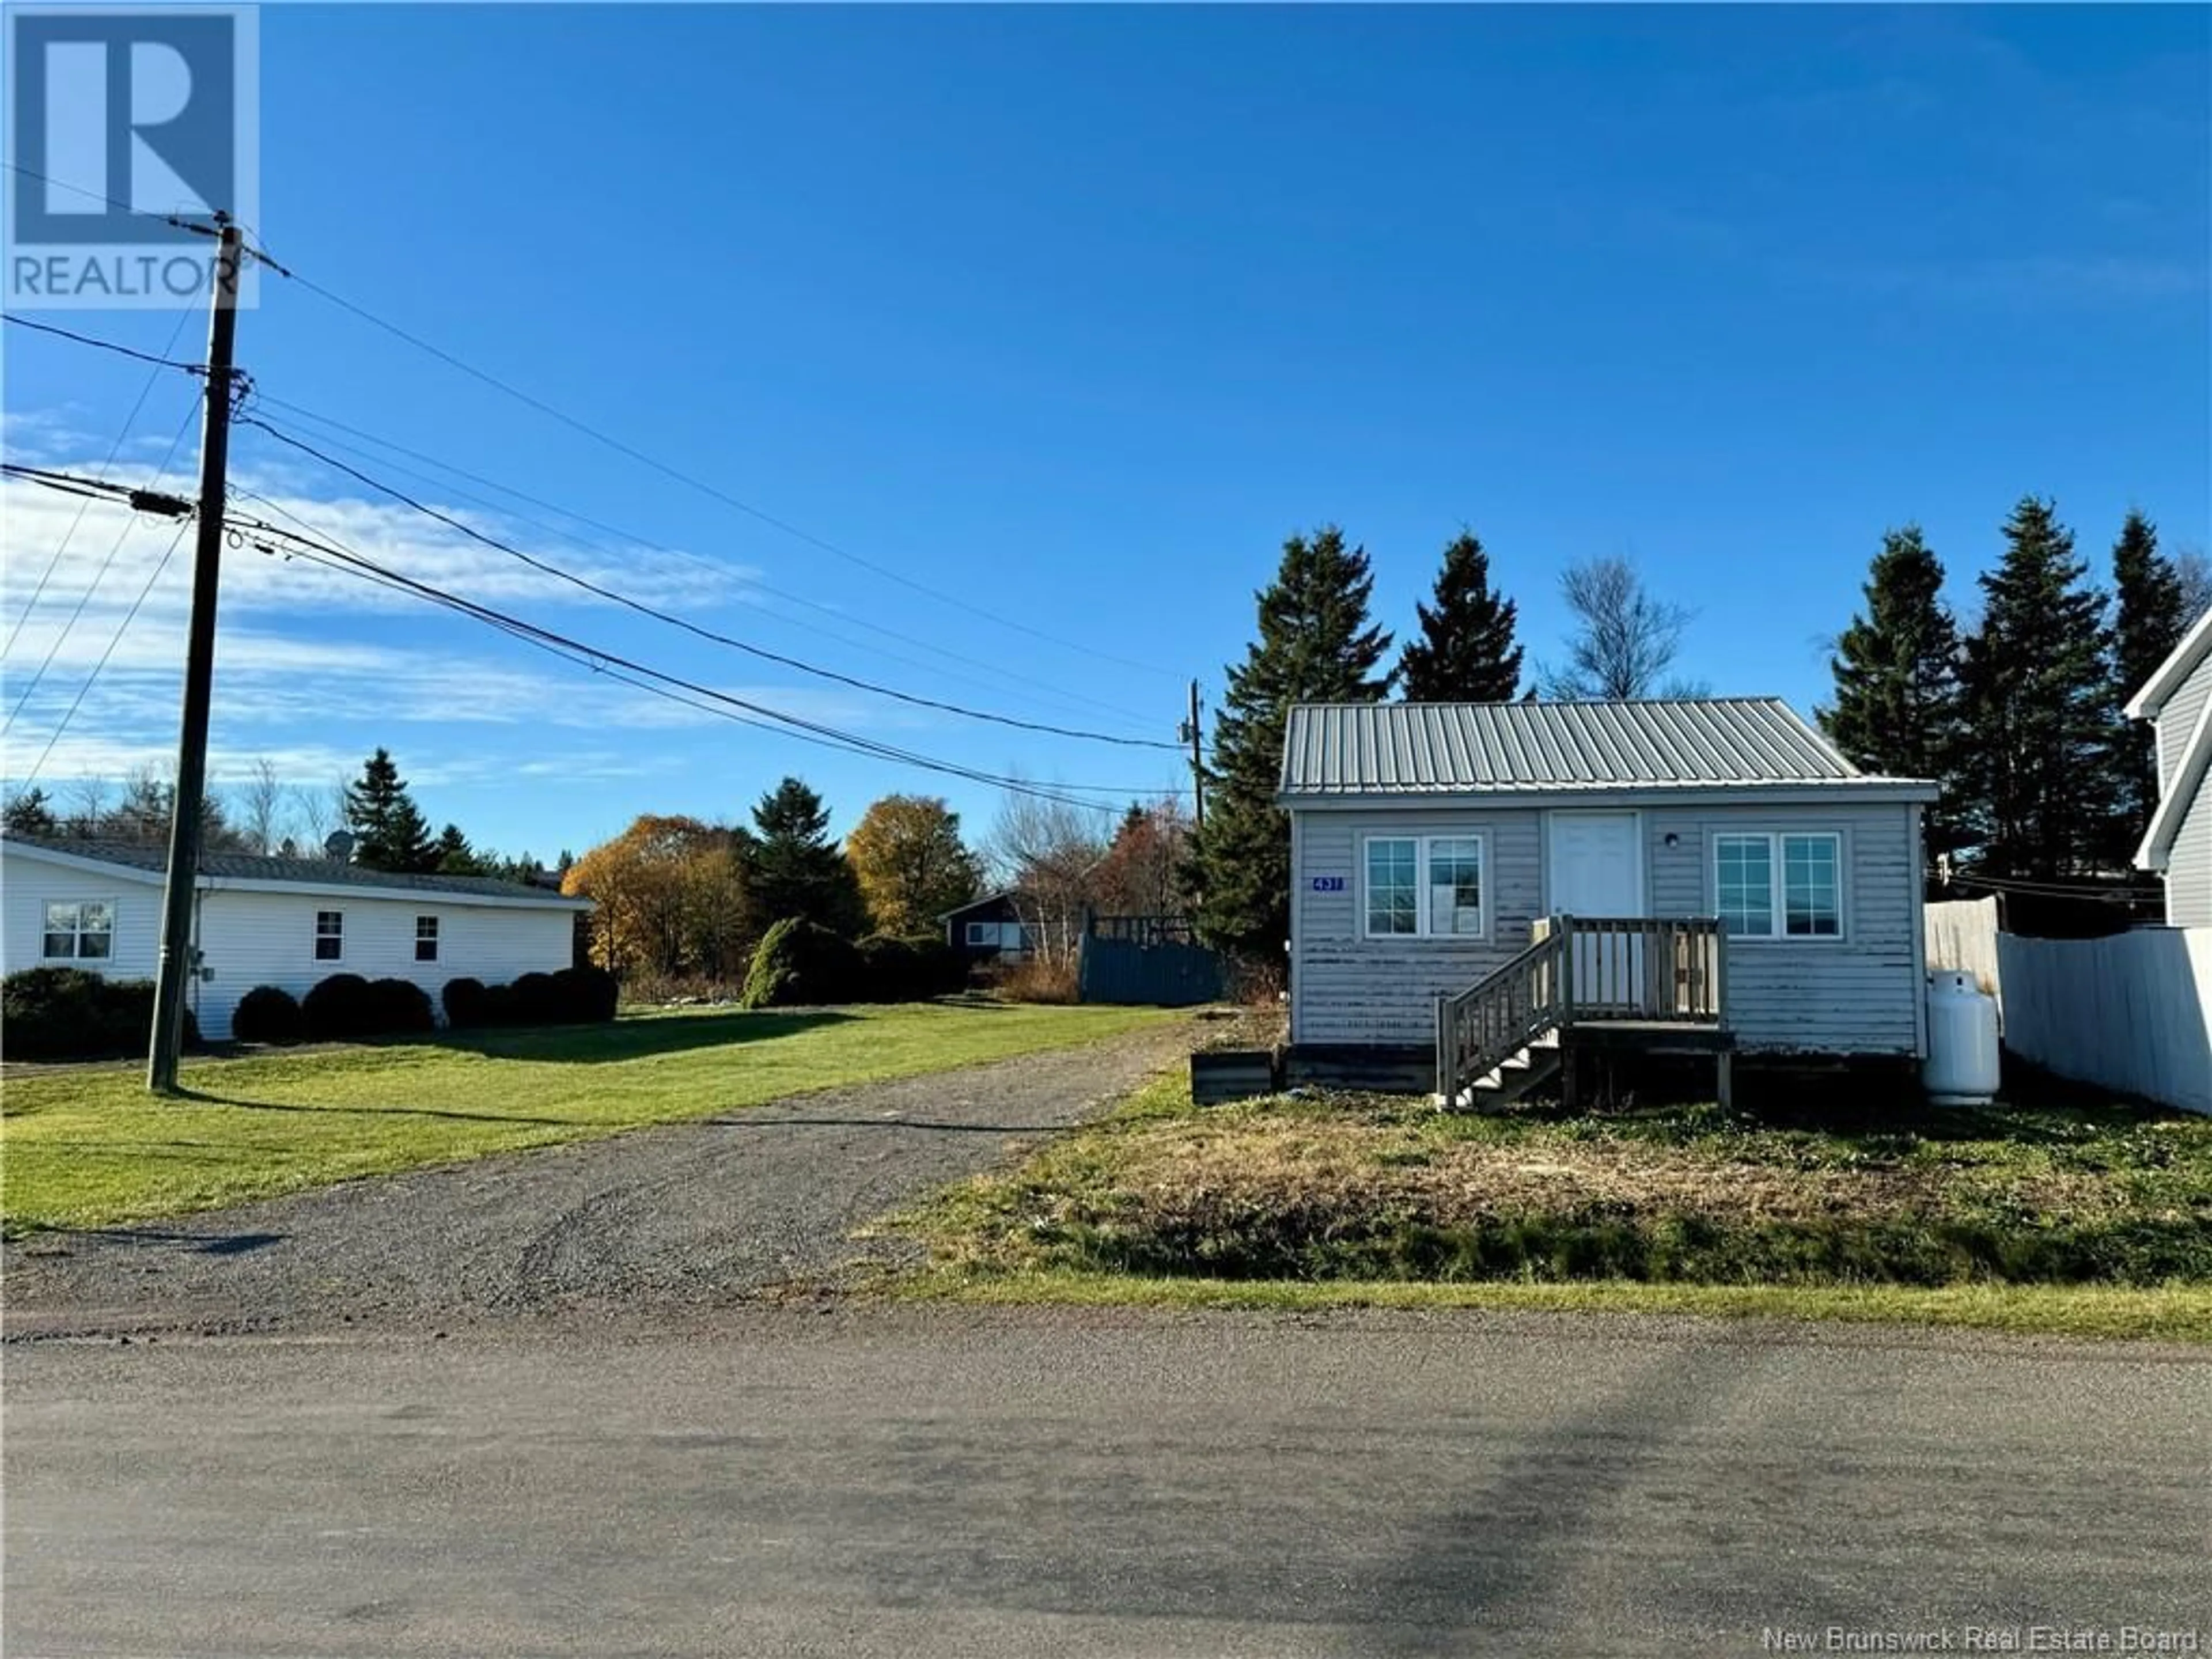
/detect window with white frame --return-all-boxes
[415,915,440,962]
[965,921,994,946]
[1713,832,1842,938]
[1363,835,1486,939]
[315,910,344,961]
[43,900,114,961]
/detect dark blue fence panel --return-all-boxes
[1077,933,1226,1007]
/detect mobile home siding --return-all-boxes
[1291,797,1923,1056]
[2,857,161,983]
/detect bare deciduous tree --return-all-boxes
[61,775,111,837]
[1537,555,1708,700]
[238,757,284,855]
[2176,545,2212,624]
[287,778,350,858]
[983,786,1109,968]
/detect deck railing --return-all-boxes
[1435,916,1726,1103]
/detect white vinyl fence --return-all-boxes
[1924,897,2003,1023]
[1995,928,2212,1115]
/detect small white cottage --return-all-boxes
[1,836,591,1039]
[1277,699,1941,1100]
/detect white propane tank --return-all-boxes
[1923,971,2000,1106]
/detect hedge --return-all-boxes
[444,968,618,1029]
[231,984,306,1046]
[854,934,967,1002]
[2,967,198,1061]
[369,977,435,1035]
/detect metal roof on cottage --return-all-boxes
[1279,698,1933,797]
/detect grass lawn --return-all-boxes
[1,1002,1177,1233]
[887,1073,2212,1342]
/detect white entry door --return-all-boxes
[1547,812,1645,1013]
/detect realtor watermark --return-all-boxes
[1760,1627,2200,1654]
[4,3,259,308]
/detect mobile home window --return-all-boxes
[1362,835,1486,939]
[43,900,113,961]
[415,915,440,962]
[965,921,994,946]
[1714,833,1842,939]
[315,910,344,961]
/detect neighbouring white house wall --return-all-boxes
[191,888,578,1037]
[1,852,162,979]
[1996,927,2212,1115]
[1925,896,2003,1023]
[1289,796,1923,1055]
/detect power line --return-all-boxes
[4,307,197,658]
[2,313,202,374]
[222,506,1169,813]
[243,389,1166,730]
[18,519,193,787]
[3,402,199,734]
[279,267,1185,682]
[238,415,1183,752]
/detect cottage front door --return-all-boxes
[1546,812,1646,1013]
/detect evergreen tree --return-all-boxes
[1192,525,1392,960]
[2111,510,2188,853]
[1396,531,1523,702]
[434,823,487,877]
[343,748,437,873]
[1957,498,2117,878]
[738,777,868,936]
[3,786,59,836]
[1819,526,1967,858]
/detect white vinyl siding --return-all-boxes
[41,898,116,961]
[1291,798,1922,1056]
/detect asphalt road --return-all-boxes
[8,1308,2210,1658]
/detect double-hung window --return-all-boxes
[415,916,440,963]
[1363,835,1486,940]
[43,900,114,961]
[1713,832,1842,938]
[315,910,344,961]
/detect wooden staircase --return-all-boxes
[1435,916,1729,1111]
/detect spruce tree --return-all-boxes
[344,748,437,873]
[1957,498,2116,879]
[1396,531,1523,702]
[2111,510,2188,853]
[1819,526,1967,857]
[739,777,868,936]
[1193,525,1392,961]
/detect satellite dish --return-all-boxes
[324,831,355,861]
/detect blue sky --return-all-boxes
[4,3,2207,861]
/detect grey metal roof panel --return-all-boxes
[1278,699,1896,794]
[3,835,585,904]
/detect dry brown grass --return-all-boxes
[994,956,1080,1004]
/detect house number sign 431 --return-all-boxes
[1310,876,1347,892]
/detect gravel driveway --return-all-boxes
[3,1022,1191,1340]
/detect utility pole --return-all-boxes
[148,217,244,1094]
[1183,679,1205,830]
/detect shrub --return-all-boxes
[855,934,919,1002]
[368,977,435,1035]
[551,964,618,1023]
[741,918,862,1009]
[301,972,377,1041]
[232,984,305,1046]
[997,956,1079,1005]
[1,968,196,1060]
[480,983,521,1027]
[510,971,561,1025]
[442,976,489,1029]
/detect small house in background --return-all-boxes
[1,835,592,1039]
[942,889,1036,964]
[2126,605,2212,927]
